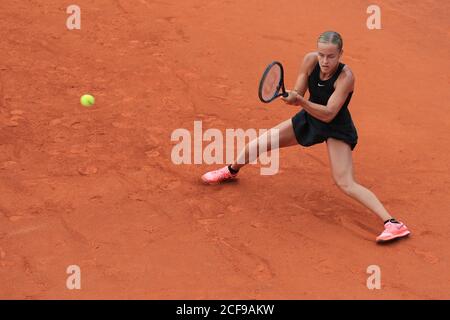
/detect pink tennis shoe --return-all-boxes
[201,166,238,185]
[376,221,411,243]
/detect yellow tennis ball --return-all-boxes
[80,94,95,107]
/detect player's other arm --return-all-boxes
[282,52,316,104]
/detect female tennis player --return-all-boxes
[201,31,410,243]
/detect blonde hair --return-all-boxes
[318,31,343,52]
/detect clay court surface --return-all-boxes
[0,0,449,299]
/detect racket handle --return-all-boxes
[282,92,289,98]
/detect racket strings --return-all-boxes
[261,65,282,101]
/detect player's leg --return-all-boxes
[201,118,297,184]
[326,138,410,242]
[230,118,298,171]
[326,137,393,221]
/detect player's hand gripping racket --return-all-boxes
[258,61,289,103]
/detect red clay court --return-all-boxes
[0,0,449,299]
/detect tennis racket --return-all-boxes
[258,61,289,103]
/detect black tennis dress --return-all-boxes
[291,62,358,150]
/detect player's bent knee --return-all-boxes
[334,179,356,195]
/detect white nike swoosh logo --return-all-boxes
[318,83,325,87]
